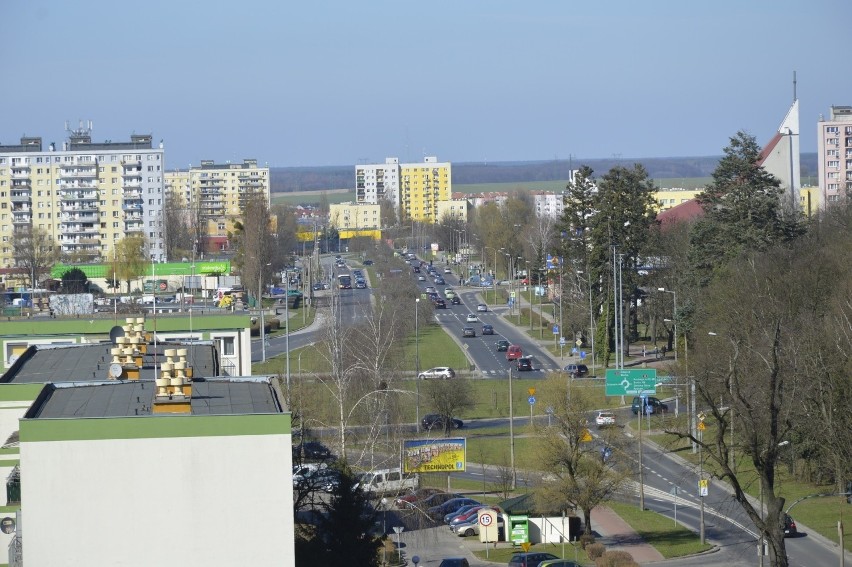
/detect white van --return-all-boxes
[357,468,419,496]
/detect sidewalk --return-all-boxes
[591,505,665,563]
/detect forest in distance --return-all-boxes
[269,153,819,194]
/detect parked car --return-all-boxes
[563,364,589,377]
[517,357,533,371]
[495,339,510,352]
[428,497,480,519]
[419,492,463,510]
[292,441,333,461]
[453,512,505,537]
[508,552,560,567]
[465,313,478,322]
[438,559,469,567]
[476,303,488,312]
[444,504,482,524]
[462,327,476,338]
[363,259,373,265]
[595,411,616,427]
[631,396,669,415]
[421,414,464,431]
[482,324,494,335]
[395,488,445,509]
[539,560,581,567]
[506,345,523,362]
[783,514,797,537]
[418,367,455,380]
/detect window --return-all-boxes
[828,161,840,168]
[221,336,235,356]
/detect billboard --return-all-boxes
[403,438,466,474]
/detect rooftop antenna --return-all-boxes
[792,70,797,102]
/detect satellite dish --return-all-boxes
[109,326,125,345]
[108,364,123,379]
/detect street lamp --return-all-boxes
[637,383,663,511]
[415,297,421,430]
[259,262,272,363]
[380,497,388,566]
[657,288,677,361]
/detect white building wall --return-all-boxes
[21,432,294,567]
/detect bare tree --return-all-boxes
[11,227,57,289]
[536,376,629,534]
[422,379,475,437]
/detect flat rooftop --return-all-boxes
[27,378,282,419]
[1,342,219,384]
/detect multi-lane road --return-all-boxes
[266,253,849,566]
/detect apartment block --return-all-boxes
[435,198,469,222]
[401,156,452,222]
[816,105,852,208]
[329,202,381,230]
[0,126,165,272]
[355,158,400,206]
[165,159,270,253]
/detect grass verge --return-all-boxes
[606,501,712,558]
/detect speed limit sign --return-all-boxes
[480,514,493,526]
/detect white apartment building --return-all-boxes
[817,105,852,208]
[0,125,166,269]
[531,191,565,218]
[356,158,400,207]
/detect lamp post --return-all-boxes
[380,497,388,566]
[415,297,421,430]
[637,383,663,511]
[657,288,677,361]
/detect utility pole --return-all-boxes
[509,366,516,490]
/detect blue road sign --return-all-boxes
[552,325,559,335]
[528,396,536,405]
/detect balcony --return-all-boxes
[62,212,98,222]
[10,170,30,179]
[121,159,142,168]
[63,203,99,212]
[12,214,30,224]
[61,224,99,236]
[123,179,142,188]
[62,191,98,202]
[121,169,142,179]
[10,193,30,203]
[125,224,144,233]
[60,168,97,178]
[123,190,143,199]
[122,203,143,212]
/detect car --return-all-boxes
[292,441,333,461]
[508,552,560,567]
[363,259,373,265]
[476,303,488,312]
[465,313,478,322]
[434,277,446,285]
[419,492,463,510]
[355,281,367,289]
[631,396,669,415]
[438,559,469,567]
[443,267,453,274]
[496,339,510,352]
[517,357,533,371]
[433,298,447,308]
[444,288,455,299]
[444,504,482,524]
[427,497,480,519]
[482,324,494,335]
[538,560,581,567]
[311,282,324,291]
[462,327,476,338]
[506,345,523,362]
[425,286,436,294]
[783,513,797,537]
[421,414,464,431]
[418,367,455,380]
[453,512,505,537]
[310,467,342,492]
[418,275,426,281]
[394,488,445,509]
[595,411,616,427]
[563,364,589,377]
[451,296,462,305]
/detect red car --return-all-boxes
[506,345,523,362]
[394,488,445,509]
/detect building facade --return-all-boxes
[816,105,852,208]
[355,157,452,223]
[165,159,270,253]
[329,202,381,230]
[0,126,166,271]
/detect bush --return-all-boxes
[595,550,639,567]
[268,318,281,330]
[578,533,596,549]
[586,542,606,560]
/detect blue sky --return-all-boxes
[1,0,849,169]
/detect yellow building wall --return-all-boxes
[401,162,451,223]
[436,199,468,222]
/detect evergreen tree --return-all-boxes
[298,463,382,567]
[689,130,804,286]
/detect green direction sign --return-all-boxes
[605,369,658,396]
